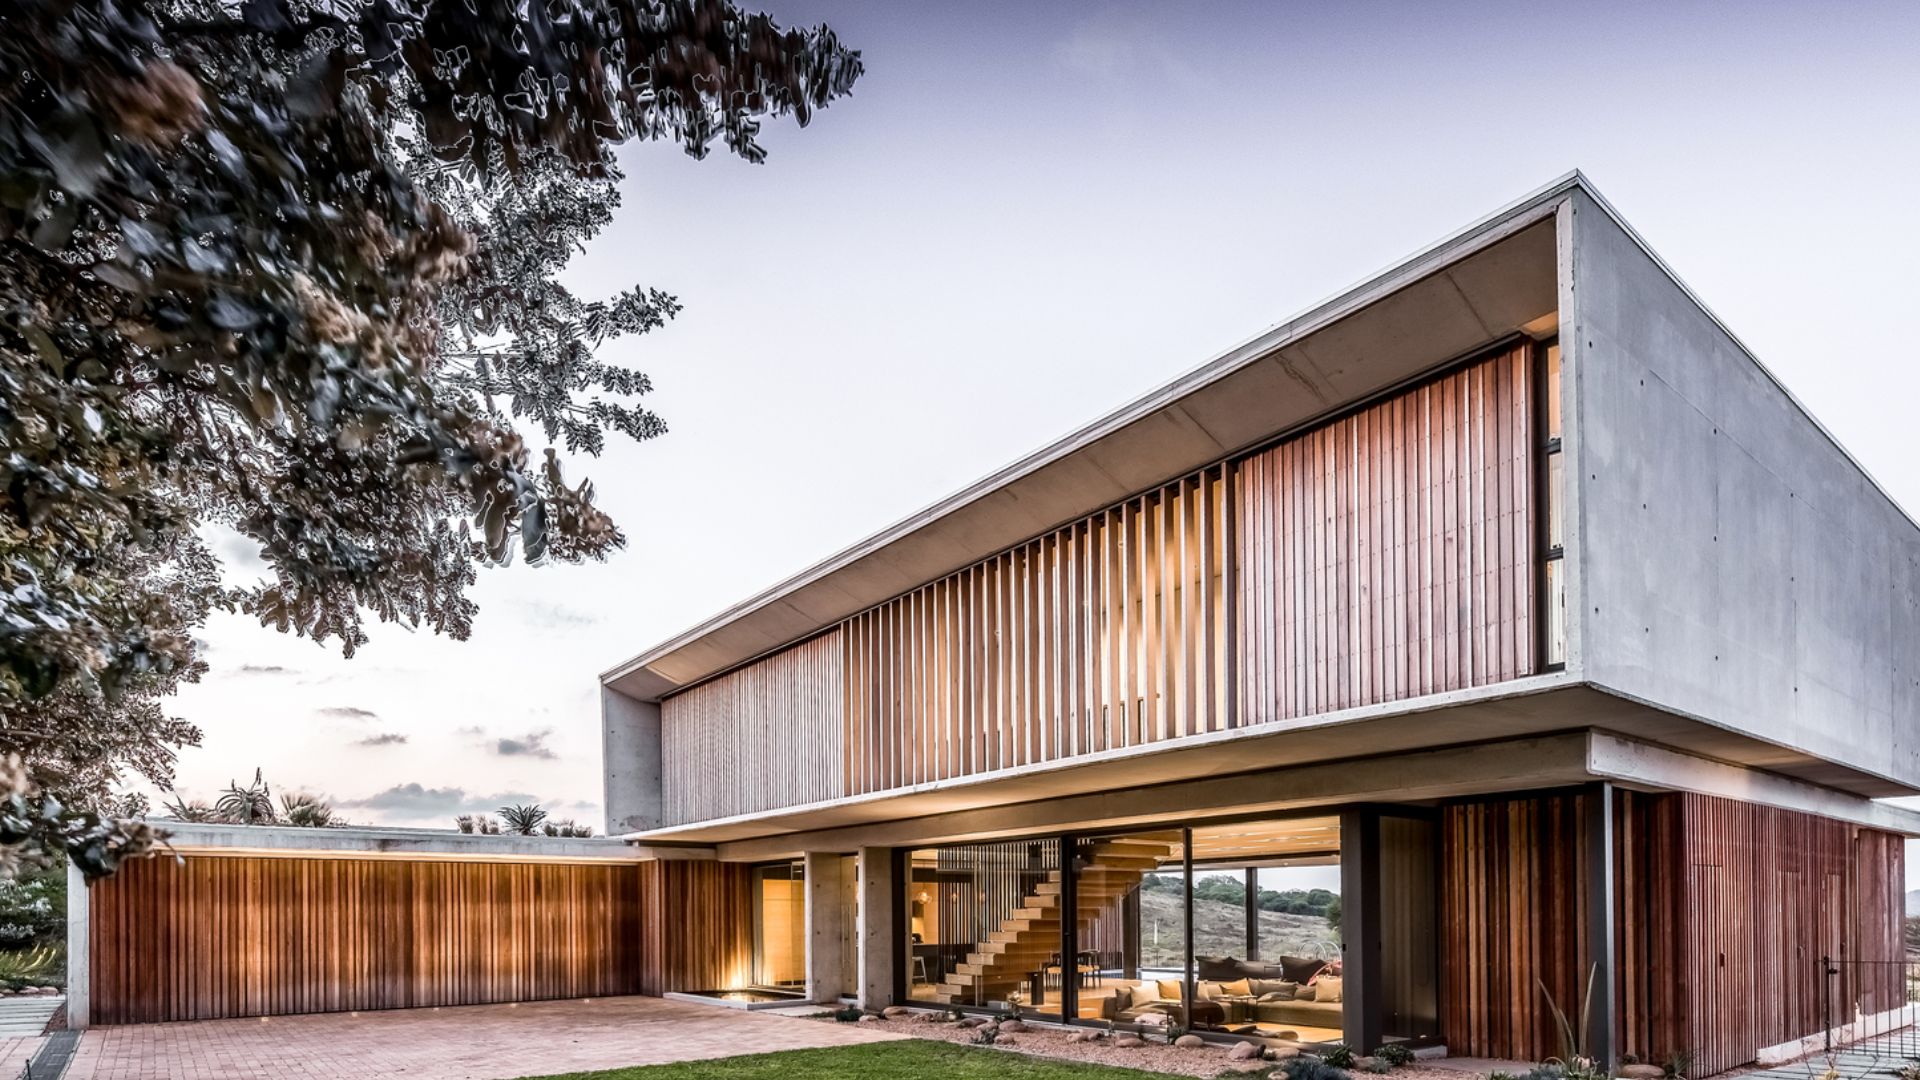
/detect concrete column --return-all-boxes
[1584,782,1617,1070]
[601,688,662,834]
[65,859,89,1029]
[804,851,850,1003]
[855,846,895,1010]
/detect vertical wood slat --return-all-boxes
[835,467,1229,795]
[89,855,645,1025]
[1444,790,1909,1076]
[659,631,845,825]
[1236,344,1534,724]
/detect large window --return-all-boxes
[1063,818,1351,1044]
[905,839,1063,1018]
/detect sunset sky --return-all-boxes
[163,1,1920,875]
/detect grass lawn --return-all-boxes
[515,1040,1180,1080]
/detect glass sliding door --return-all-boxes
[904,839,1063,1017]
[1067,829,1187,1026]
[751,861,807,991]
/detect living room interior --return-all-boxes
[904,812,1384,1045]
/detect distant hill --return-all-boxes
[1136,890,1339,969]
[1907,889,1919,917]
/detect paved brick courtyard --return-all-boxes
[64,996,905,1080]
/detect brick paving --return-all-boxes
[64,996,905,1080]
[3,1033,47,1077]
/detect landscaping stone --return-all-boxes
[1268,1047,1301,1060]
[856,1013,881,1022]
[999,1020,1028,1033]
[1619,1067,1666,1080]
[958,1016,989,1028]
[1114,1035,1147,1048]
[1174,1034,1206,1048]
[1230,1041,1264,1060]
[881,1006,911,1019]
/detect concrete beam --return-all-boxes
[804,851,851,1004]
[65,859,88,1030]
[715,732,1600,862]
[856,847,895,1010]
[149,821,707,862]
[603,687,662,834]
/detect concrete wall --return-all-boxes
[603,687,663,833]
[1570,190,1920,791]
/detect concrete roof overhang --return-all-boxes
[602,175,1571,702]
[621,679,1920,849]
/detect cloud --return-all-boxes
[318,706,380,721]
[355,733,409,747]
[506,599,601,630]
[336,783,545,818]
[494,730,558,760]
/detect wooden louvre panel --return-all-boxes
[659,631,845,825]
[635,860,754,996]
[1235,344,1534,724]
[88,855,643,1025]
[841,467,1229,795]
[1444,790,1909,1076]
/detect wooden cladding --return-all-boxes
[842,468,1229,794]
[661,344,1542,818]
[1441,791,1594,1062]
[635,860,753,996]
[1237,345,1534,723]
[1443,790,1908,1075]
[89,855,642,1025]
[661,632,844,824]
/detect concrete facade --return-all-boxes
[602,687,663,833]
[1567,186,1920,793]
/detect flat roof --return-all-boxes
[602,170,1918,703]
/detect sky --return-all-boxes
[164,1,1920,873]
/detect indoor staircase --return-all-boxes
[930,836,1178,1005]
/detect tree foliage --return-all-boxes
[0,0,862,877]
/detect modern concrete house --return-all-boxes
[597,173,1920,1072]
[69,173,1916,1077]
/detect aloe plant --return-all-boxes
[498,803,548,835]
[214,769,276,825]
[0,944,61,989]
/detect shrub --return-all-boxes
[1373,1044,1416,1068]
[0,866,65,948]
[832,1006,864,1023]
[1274,1056,1352,1080]
[1662,1050,1696,1079]
[498,803,548,835]
[0,944,61,990]
[1323,1043,1357,1069]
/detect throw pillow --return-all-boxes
[1221,978,1253,997]
[1129,982,1160,1010]
[1249,979,1296,998]
[1313,975,1345,1004]
[1156,978,1184,1001]
[1279,954,1329,984]
[1294,984,1317,1002]
[1197,955,1243,981]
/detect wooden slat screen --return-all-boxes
[89,855,642,1025]
[635,860,753,996]
[660,631,844,824]
[1445,791,1908,1075]
[1236,344,1534,723]
[841,468,1229,794]
[1441,791,1593,1062]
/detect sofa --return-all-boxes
[1192,955,1346,1031]
[1098,978,1226,1027]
